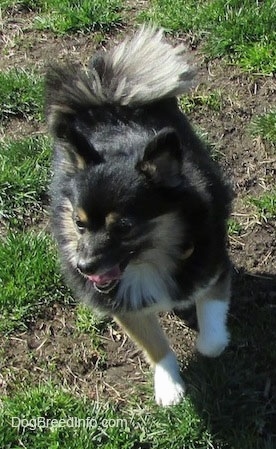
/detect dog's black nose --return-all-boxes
[77,258,97,275]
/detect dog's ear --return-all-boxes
[48,113,102,172]
[137,128,183,188]
[51,113,103,170]
[45,64,103,171]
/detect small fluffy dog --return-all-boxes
[45,27,232,406]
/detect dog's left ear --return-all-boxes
[137,128,183,188]
[45,63,103,171]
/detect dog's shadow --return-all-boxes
[177,269,276,448]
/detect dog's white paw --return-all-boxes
[196,329,229,358]
[155,376,185,406]
[154,351,185,406]
[196,298,230,358]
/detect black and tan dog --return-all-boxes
[45,27,232,406]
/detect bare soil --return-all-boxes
[1,5,275,445]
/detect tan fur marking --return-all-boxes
[114,313,171,365]
[140,161,157,176]
[59,198,79,264]
[76,154,86,170]
[77,207,89,223]
[105,212,120,228]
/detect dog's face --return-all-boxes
[53,116,187,304]
[72,162,170,284]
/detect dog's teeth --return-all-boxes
[93,280,119,294]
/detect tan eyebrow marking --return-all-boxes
[76,154,86,170]
[105,212,120,228]
[76,207,89,223]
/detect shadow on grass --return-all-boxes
[182,269,276,449]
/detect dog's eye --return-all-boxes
[75,218,86,234]
[120,218,133,230]
[114,218,134,235]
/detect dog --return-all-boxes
[45,26,232,406]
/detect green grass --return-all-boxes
[75,304,105,335]
[0,383,214,449]
[0,69,43,123]
[0,136,51,229]
[140,0,276,74]
[249,192,276,221]
[0,231,64,334]
[34,0,123,34]
[227,218,243,236]
[249,111,276,145]
[180,90,223,114]
[75,304,108,360]
[1,0,124,34]
[0,0,42,9]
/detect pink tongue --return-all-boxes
[87,265,121,285]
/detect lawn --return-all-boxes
[0,1,275,448]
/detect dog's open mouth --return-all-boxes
[82,251,135,294]
[86,265,122,294]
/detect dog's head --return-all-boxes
[49,106,191,308]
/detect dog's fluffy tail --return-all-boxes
[46,26,194,120]
[98,26,194,106]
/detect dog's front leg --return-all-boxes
[195,271,231,357]
[114,312,185,406]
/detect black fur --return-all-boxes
[46,35,233,315]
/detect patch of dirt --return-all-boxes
[0,119,44,140]
[0,303,197,404]
[1,4,276,446]
[231,222,276,272]
[0,7,138,72]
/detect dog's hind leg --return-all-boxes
[114,312,185,406]
[195,270,231,357]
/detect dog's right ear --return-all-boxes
[45,63,103,171]
[137,127,183,188]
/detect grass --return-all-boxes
[35,0,123,34]
[0,69,43,123]
[227,218,243,236]
[1,0,47,10]
[249,192,276,222]
[75,304,105,336]
[1,0,124,34]
[249,111,276,145]
[140,0,276,74]
[75,304,108,359]
[0,231,64,334]
[0,136,51,229]
[0,383,214,449]
[180,90,223,114]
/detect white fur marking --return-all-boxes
[117,261,172,310]
[154,351,185,406]
[116,212,183,311]
[196,299,230,357]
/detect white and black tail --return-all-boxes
[98,25,195,106]
[45,26,195,129]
